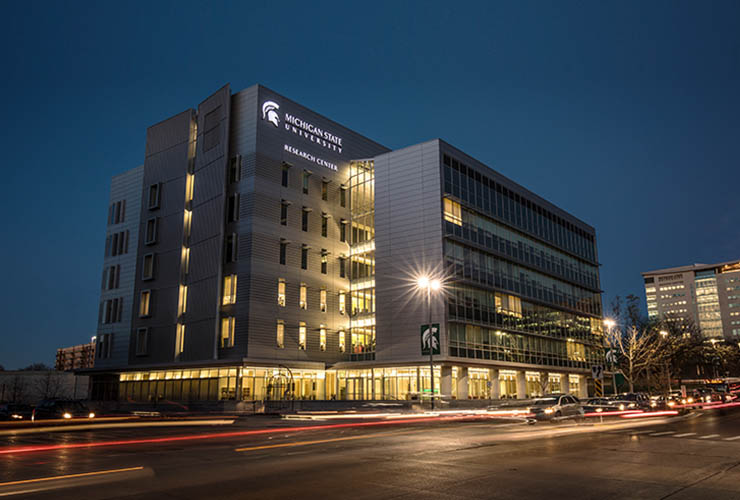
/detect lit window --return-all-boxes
[339,331,345,352]
[183,210,192,242]
[178,285,188,316]
[320,289,327,312]
[320,325,326,351]
[221,317,235,348]
[175,323,185,358]
[339,292,346,315]
[443,198,462,226]
[299,322,306,350]
[321,250,328,274]
[300,284,307,310]
[139,290,151,317]
[185,173,195,203]
[276,320,284,348]
[181,247,190,275]
[222,274,237,305]
[277,279,286,307]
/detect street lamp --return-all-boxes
[604,318,618,395]
[658,330,670,393]
[417,276,441,410]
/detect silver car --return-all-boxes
[529,394,583,421]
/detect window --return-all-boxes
[175,324,185,358]
[300,284,307,310]
[135,328,149,356]
[339,292,346,315]
[139,290,151,317]
[178,285,188,316]
[302,171,310,194]
[443,198,462,226]
[276,320,284,349]
[301,246,308,270]
[320,289,327,312]
[222,274,237,305]
[221,317,235,348]
[227,194,240,223]
[281,162,291,187]
[321,251,328,274]
[229,155,241,184]
[339,331,345,352]
[97,334,112,359]
[299,322,306,350]
[321,213,328,237]
[321,181,328,201]
[277,279,286,306]
[148,184,160,209]
[182,247,190,275]
[183,210,192,243]
[142,254,154,280]
[280,241,287,265]
[320,325,326,351]
[145,218,158,245]
[104,265,120,290]
[339,257,346,278]
[340,220,347,242]
[225,233,238,263]
[280,200,289,226]
[185,173,195,203]
[340,186,346,207]
[302,208,310,232]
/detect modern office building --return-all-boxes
[89,84,605,402]
[642,260,740,340]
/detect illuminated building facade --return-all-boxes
[642,260,740,340]
[89,84,605,401]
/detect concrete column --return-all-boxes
[578,375,588,399]
[440,365,452,398]
[561,374,570,395]
[371,369,375,400]
[457,367,469,400]
[516,371,527,400]
[489,368,500,400]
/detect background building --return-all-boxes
[89,84,605,402]
[55,341,96,371]
[642,260,740,340]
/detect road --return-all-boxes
[2,408,740,499]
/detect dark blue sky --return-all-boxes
[1,1,739,369]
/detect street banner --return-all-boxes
[421,323,440,355]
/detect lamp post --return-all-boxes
[604,318,618,395]
[659,330,671,394]
[418,276,441,410]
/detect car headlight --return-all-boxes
[668,401,676,407]
[11,414,23,419]
[544,407,555,414]
[687,397,694,403]
[618,404,625,410]
[650,402,657,408]
[88,412,95,418]
[595,407,603,413]
[63,412,72,419]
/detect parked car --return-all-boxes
[583,397,637,413]
[528,394,583,421]
[32,399,95,420]
[0,403,34,421]
[619,393,651,410]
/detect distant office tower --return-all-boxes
[89,83,604,402]
[642,260,740,340]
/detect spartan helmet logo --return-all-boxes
[262,101,280,127]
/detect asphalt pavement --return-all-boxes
[2,408,740,499]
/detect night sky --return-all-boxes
[2,1,739,369]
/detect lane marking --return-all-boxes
[649,431,675,436]
[724,436,740,441]
[235,429,425,453]
[629,430,656,435]
[698,434,720,439]
[0,467,144,488]
[674,433,698,438]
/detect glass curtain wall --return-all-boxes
[349,160,376,360]
[695,270,723,338]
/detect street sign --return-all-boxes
[594,378,604,397]
[591,365,604,381]
[421,323,440,355]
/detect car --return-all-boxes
[0,403,34,421]
[528,394,583,421]
[32,399,95,420]
[619,393,652,410]
[583,397,638,413]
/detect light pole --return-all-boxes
[659,330,671,394]
[418,276,441,410]
[604,318,618,395]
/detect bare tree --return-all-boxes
[9,375,27,403]
[36,371,65,400]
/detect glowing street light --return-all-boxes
[604,318,616,329]
[660,330,668,338]
[417,275,442,410]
